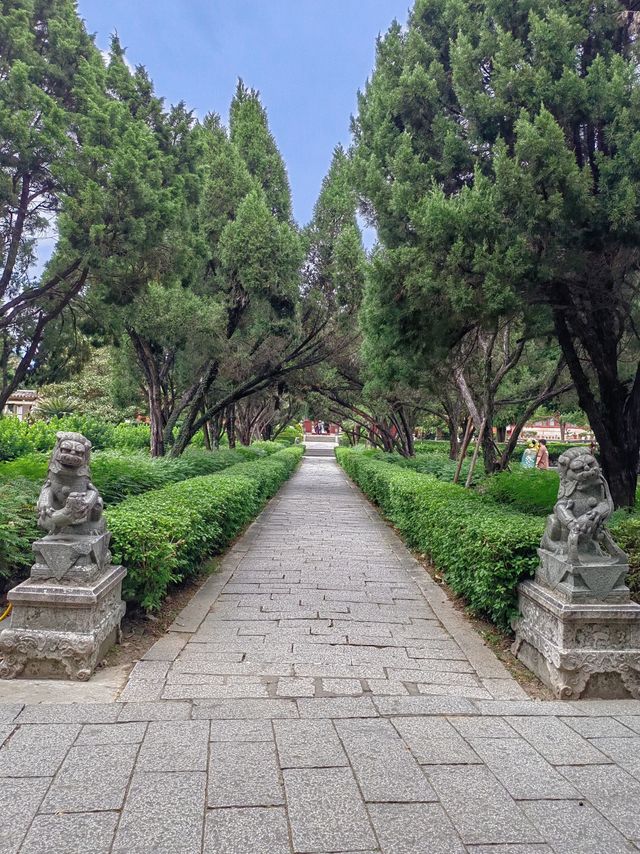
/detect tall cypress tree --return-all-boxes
[230,80,292,222]
[353,0,640,503]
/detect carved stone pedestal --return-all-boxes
[0,563,126,681]
[0,432,127,681]
[513,579,640,699]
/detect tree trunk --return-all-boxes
[560,420,566,441]
[448,428,459,461]
[600,443,638,508]
[148,386,165,457]
[202,417,212,451]
[553,305,639,506]
[496,425,506,443]
[227,406,236,449]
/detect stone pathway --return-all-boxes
[1,454,640,853]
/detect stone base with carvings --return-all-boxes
[0,564,126,681]
[513,580,640,699]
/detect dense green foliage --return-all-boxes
[352,0,640,504]
[0,416,151,461]
[481,469,560,516]
[107,446,303,610]
[0,478,39,590]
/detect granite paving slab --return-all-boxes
[1,455,639,853]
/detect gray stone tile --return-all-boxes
[522,799,637,854]
[128,660,171,681]
[283,767,377,853]
[137,721,209,772]
[203,807,291,854]
[0,724,79,777]
[472,701,582,716]
[416,681,493,700]
[560,763,640,837]
[468,737,580,799]
[0,725,15,747]
[369,803,465,853]
[20,811,118,854]
[163,681,269,700]
[392,717,481,764]
[297,697,378,718]
[117,701,191,722]
[192,699,298,719]
[208,741,284,807]
[210,720,273,742]
[449,716,518,739]
[507,716,611,764]
[0,705,22,723]
[119,681,164,701]
[142,632,189,661]
[467,847,553,854]
[481,678,530,700]
[366,678,410,695]
[564,716,638,738]
[573,700,640,716]
[112,771,206,854]
[276,677,315,697]
[76,722,147,745]
[274,719,347,768]
[294,663,385,679]
[321,678,363,695]
[616,716,640,734]
[374,696,477,716]
[16,704,118,724]
[336,718,436,802]
[0,777,49,854]
[40,743,138,812]
[426,765,542,845]
[589,737,640,778]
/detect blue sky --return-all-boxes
[76,1,410,227]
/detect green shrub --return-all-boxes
[0,478,39,592]
[609,512,640,601]
[0,453,49,483]
[112,422,151,451]
[0,418,31,461]
[336,448,541,629]
[107,446,303,610]
[481,467,559,515]
[276,424,303,445]
[414,440,459,455]
[393,452,486,486]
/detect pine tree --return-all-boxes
[230,80,292,222]
[353,0,640,501]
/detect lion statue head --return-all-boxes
[49,432,92,478]
[556,446,602,499]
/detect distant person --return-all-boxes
[536,439,550,470]
[521,440,538,469]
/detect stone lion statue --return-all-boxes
[540,446,625,565]
[37,432,105,535]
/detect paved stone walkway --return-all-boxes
[1,454,640,853]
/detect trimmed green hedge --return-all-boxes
[107,446,303,611]
[0,443,296,598]
[337,448,543,630]
[0,446,280,502]
[337,447,640,627]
